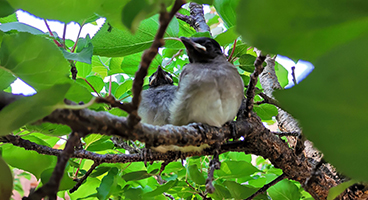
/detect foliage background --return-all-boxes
[0,0,366,199]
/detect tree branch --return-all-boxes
[24,132,82,200]
[69,161,100,193]
[244,54,266,117]
[128,0,186,128]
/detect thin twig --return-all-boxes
[245,54,266,117]
[205,149,220,194]
[175,12,194,26]
[257,92,281,108]
[71,22,85,53]
[228,39,237,62]
[291,66,297,85]
[245,173,287,200]
[69,162,100,193]
[272,131,300,137]
[25,132,82,200]
[83,78,102,97]
[128,0,186,128]
[44,19,62,47]
[163,49,183,67]
[62,23,67,49]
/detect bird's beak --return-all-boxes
[156,65,166,78]
[180,37,207,52]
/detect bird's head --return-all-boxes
[180,37,223,63]
[148,65,174,88]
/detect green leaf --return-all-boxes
[0,13,17,24]
[275,61,289,88]
[0,69,15,90]
[187,164,206,185]
[92,15,183,57]
[223,181,258,199]
[122,170,153,182]
[76,62,92,78]
[213,0,240,28]
[114,80,133,99]
[96,0,129,31]
[2,136,56,179]
[215,27,238,46]
[90,167,111,178]
[84,134,103,147]
[216,160,260,179]
[0,22,44,35]
[7,0,103,23]
[142,180,177,197]
[191,31,212,38]
[274,36,368,181]
[236,1,368,62]
[68,177,101,200]
[0,83,71,136]
[210,183,231,199]
[109,52,162,76]
[97,167,118,200]
[41,168,75,191]
[65,81,93,103]
[86,138,114,151]
[121,0,150,31]
[26,123,72,136]
[327,180,358,200]
[85,75,104,93]
[162,162,184,173]
[238,54,256,72]
[253,104,278,121]
[0,156,13,200]
[0,32,70,91]
[268,179,301,200]
[223,152,252,162]
[0,0,15,18]
[61,42,93,64]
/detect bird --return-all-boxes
[169,37,244,128]
[138,65,177,126]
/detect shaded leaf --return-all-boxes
[41,168,75,191]
[327,180,358,200]
[122,170,154,182]
[0,0,15,18]
[61,42,93,64]
[213,0,240,28]
[274,36,368,180]
[97,167,118,200]
[0,22,43,35]
[187,164,206,185]
[2,136,56,179]
[0,83,71,136]
[0,156,13,200]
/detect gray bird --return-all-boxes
[138,65,177,125]
[170,37,244,128]
[152,37,244,153]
